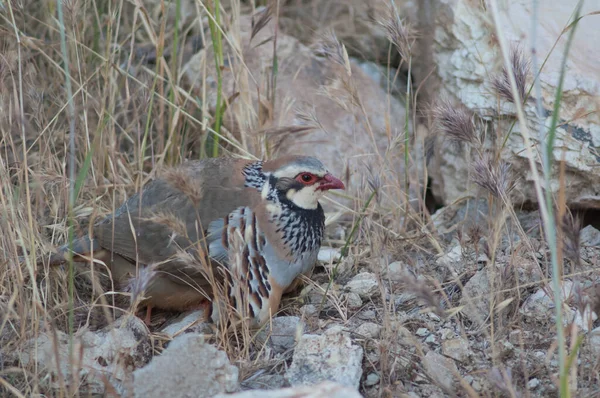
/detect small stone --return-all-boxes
[442,338,471,362]
[416,328,430,337]
[459,268,491,326]
[425,334,438,344]
[436,244,464,275]
[358,310,377,321]
[256,316,304,354]
[386,261,408,281]
[18,316,152,395]
[527,378,540,389]
[355,322,381,339]
[300,304,319,317]
[590,327,600,358]
[365,373,380,387]
[133,334,239,397]
[579,225,600,246]
[423,351,459,391]
[318,247,342,263]
[215,381,362,398]
[341,292,363,310]
[345,272,379,299]
[428,312,441,322]
[439,328,455,340]
[285,329,364,389]
[508,329,523,345]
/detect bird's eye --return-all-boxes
[296,173,316,184]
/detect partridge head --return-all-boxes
[47,155,344,327]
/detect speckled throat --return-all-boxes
[242,161,325,260]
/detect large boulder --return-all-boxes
[427,0,600,208]
[182,12,407,210]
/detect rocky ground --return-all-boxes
[7,198,600,397]
[1,0,599,397]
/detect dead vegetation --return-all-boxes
[1,0,599,397]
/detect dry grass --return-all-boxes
[0,0,598,397]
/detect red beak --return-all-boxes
[318,173,345,191]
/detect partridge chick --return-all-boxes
[47,155,344,326]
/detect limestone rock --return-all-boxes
[182,13,407,211]
[429,0,600,209]
[285,328,363,389]
[345,272,379,299]
[459,268,491,327]
[215,381,363,398]
[17,316,151,396]
[423,351,459,392]
[132,333,239,397]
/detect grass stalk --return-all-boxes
[55,0,77,357]
[318,189,377,312]
[490,1,584,396]
[540,2,584,396]
[207,0,225,157]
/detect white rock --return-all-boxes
[520,280,598,332]
[318,247,342,263]
[365,373,380,387]
[286,329,364,389]
[442,338,471,362]
[416,328,430,337]
[345,272,379,299]
[341,292,363,310]
[300,304,319,318]
[423,351,459,392]
[18,316,151,395]
[528,378,540,389]
[588,327,600,358]
[133,334,239,397]
[580,225,600,247]
[386,261,409,281]
[355,322,381,339]
[459,268,491,327]
[428,0,600,208]
[425,334,438,344]
[214,381,362,398]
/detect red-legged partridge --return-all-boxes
[47,155,344,326]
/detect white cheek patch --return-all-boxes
[287,185,323,209]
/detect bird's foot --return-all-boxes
[143,305,153,326]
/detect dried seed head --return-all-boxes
[126,265,157,305]
[432,98,478,146]
[376,2,414,61]
[250,4,273,42]
[471,154,516,198]
[142,211,189,239]
[313,29,351,76]
[560,211,582,267]
[424,135,436,164]
[162,168,204,205]
[492,44,530,103]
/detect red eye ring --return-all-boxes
[296,173,317,184]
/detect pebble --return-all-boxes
[365,373,380,386]
[416,328,430,337]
